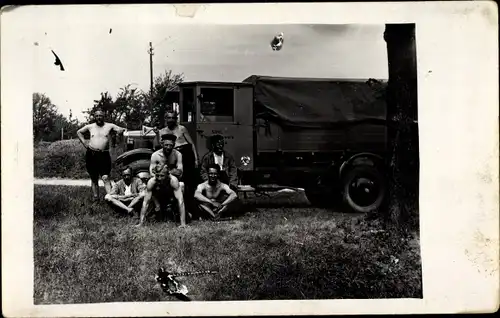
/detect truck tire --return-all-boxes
[126,159,151,176]
[342,165,386,213]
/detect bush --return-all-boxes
[34,140,88,179]
[34,139,122,180]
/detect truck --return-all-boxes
[115,75,389,213]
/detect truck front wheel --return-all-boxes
[342,165,386,213]
[125,159,151,178]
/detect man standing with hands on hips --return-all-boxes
[77,108,128,202]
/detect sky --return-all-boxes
[33,23,388,121]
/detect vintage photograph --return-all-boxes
[33,22,421,303]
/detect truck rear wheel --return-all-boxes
[342,165,386,213]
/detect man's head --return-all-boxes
[211,134,225,154]
[160,133,177,154]
[165,110,178,127]
[94,109,105,126]
[122,166,133,183]
[154,164,169,183]
[207,163,221,185]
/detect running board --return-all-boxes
[237,185,304,193]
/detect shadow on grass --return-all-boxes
[34,184,422,303]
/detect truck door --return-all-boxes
[179,86,197,148]
[196,85,254,172]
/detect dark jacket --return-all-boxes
[200,150,238,189]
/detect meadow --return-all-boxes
[34,184,422,303]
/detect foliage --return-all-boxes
[83,70,184,129]
[146,70,184,128]
[34,185,422,303]
[33,93,81,142]
[34,139,123,180]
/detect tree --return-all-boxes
[84,92,115,124]
[33,93,59,141]
[143,70,184,127]
[114,84,148,130]
[383,24,419,231]
[33,93,80,141]
[83,70,184,129]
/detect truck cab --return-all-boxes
[178,81,255,176]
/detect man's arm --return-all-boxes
[153,127,163,150]
[199,153,210,182]
[170,151,184,179]
[194,183,214,205]
[181,126,199,166]
[227,154,239,189]
[111,123,127,135]
[171,177,186,226]
[76,125,90,148]
[219,184,238,207]
[149,153,160,177]
[109,181,121,196]
[137,178,155,226]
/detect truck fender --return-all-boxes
[115,148,154,166]
[339,152,384,181]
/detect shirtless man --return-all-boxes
[77,109,127,201]
[194,164,241,220]
[154,110,199,167]
[137,164,186,227]
[154,110,200,197]
[150,133,183,180]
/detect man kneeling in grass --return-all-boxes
[136,164,186,227]
[104,167,145,215]
[194,164,241,220]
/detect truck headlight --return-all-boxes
[240,156,251,166]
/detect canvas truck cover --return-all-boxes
[243,75,388,129]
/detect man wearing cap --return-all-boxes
[149,133,184,212]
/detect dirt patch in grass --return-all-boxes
[34,185,422,303]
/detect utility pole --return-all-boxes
[148,42,155,124]
[148,42,154,94]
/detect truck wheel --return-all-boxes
[342,165,386,213]
[126,159,150,177]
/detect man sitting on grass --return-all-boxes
[104,167,145,215]
[194,164,241,220]
[136,164,186,227]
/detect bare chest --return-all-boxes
[204,185,223,199]
[161,126,187,145]
[89,124,112,139]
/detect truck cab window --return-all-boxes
[181,87,195,123]
[199,87,234,123]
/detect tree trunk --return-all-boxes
[384,24,419,230]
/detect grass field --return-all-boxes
[34,184,422,303]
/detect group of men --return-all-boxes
[76,109,241,227]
